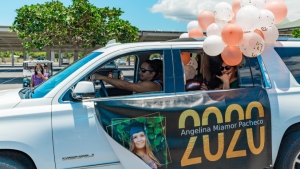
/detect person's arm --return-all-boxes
[93,74,160,93]
[43,73,49,80]
[37,71,48,81]
[222,81,230,89]
[216,73,231,89]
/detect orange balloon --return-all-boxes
[188,28,204,38]
[198,11,215,30]
[181,52,190,65]
[232,0,241,15]
[254,29,265,39]
[221,24,243,45]
[221,45,243,66]
[264,0,288,24]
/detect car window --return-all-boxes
[96,56,135,83]
[90,50,165,98]
[275,47,300,84]
[32,52,102,98]
[172,49,264,92]
[238,56,263,87]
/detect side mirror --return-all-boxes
[72,81,95,100]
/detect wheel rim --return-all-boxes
[293,151,300,169]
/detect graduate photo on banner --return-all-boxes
[107,114,171,169]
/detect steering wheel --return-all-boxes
[99,80,108,97]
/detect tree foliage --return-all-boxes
[11,0,139,51]
[292,28,300,38]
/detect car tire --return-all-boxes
[274,131,300,169]
[0,151,36,169]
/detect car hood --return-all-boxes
[0,88,22,110]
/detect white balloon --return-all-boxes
[215,18,228,29]
[184,65,196,80]
[240,0,265,9]
[262,25,279,43]
[206,23,222,37]
[258,9,275,31]
[203,35,225,56]
[236,6,261,31]
[263,0,282,3]
[187,57,198,70]
[187,20,201,32]
[179,33,189,38]
[214,2,234,21]
[238,32,265,57]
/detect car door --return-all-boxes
[168,47,272,169]
[51,100,121,169]
[50,53,122,169]
[90,48,178,169]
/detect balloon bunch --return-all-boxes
[179,0,288,66]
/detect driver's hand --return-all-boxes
[107,73,113,78]
[92,74,105,81]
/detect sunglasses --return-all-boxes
[220,65,232,71]
[139,67,153,73]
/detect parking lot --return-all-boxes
[0,67,23,90]
[0,64,134,90]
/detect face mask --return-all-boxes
[36,69,41,72]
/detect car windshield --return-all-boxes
[31,52,102,98]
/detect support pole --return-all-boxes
[23,49,26,61]
[46,48,51,61]
[51,51,55,62]
[59,49,62,67]
[11,50,14,67]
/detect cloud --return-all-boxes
[150,0,300,23]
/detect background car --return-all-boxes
[115,59,127,65]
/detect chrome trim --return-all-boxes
[67,161,121,169]
[174,88,239,96]
[86,92,175,102]
[257,56,272,89]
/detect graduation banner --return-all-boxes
[95,87,272,169]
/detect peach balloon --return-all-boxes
[254,29,265,39]
[181,52,190,65]
[221,23,243,45]
[232,0,241,15]
[264,0,288,24]
[198,11,215,30]
[189,28,204,38]
[221,45,243,66]
[229,17,236,24]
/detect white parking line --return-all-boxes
[0,77,18,84]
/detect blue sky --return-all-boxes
[0,0,299,32]
[0,0,187,31]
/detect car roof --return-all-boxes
[92,38,300,54]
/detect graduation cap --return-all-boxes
[125,121,146,138]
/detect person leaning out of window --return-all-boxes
[201,61,238,90]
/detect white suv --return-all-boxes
[0,38,300,169]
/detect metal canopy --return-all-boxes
[0,26,185,52]
[0,25,296,52]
